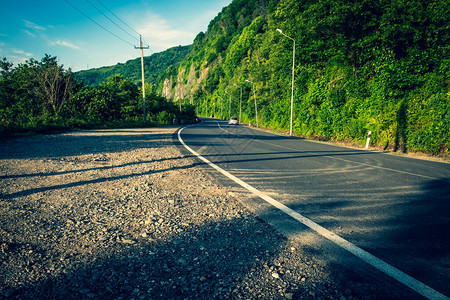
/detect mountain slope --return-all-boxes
[156,0,449,155]
[75,45,191,86]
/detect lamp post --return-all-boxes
[234,84,242,123]
[245,79,258,128]
[218,96,224,119]
[225,91,231,119]
[276,28,295,136]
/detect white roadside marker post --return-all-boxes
[365,131,372,149]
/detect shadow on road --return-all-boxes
[277,176,450,298]
[1,127,445,299]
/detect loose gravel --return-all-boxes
[0,127,410,299]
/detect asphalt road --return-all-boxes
[178,118,450,299]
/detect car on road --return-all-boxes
[228,117,239,125]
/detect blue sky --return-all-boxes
[0,0,231,71]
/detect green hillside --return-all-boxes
[75,45,191,86]
[157,0,449,155]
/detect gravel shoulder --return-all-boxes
[0,127,417,299]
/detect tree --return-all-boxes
[33,55,76,116]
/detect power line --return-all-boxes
[85,0,138,42]
[93,0,152,50]
[141,37,153,53]
[63,0,134,46]
[94,0,152,51]
[95,0,141,37]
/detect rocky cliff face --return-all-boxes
[162,77,173,99]
[162,65,210,103]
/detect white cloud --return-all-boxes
[23,20,46,31]
[13,49,33,57]
[9,56,30,65]
[50,40,81,50]
[4,49,34,65]
[136,12,196,51]
[22,30,36,38]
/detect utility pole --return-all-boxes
[135,35,149,122]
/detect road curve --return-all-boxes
[178,118,450,299]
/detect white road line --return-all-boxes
[217,122,441,181]
[178,125,449,300]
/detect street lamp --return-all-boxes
[234,84,242,122]
[245,79,258,128]
[276,28,295,136]
[225,90,231,119]
[217,96,224,119]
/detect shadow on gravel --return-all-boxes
[0,130,174,160]
[5,218,294,299]
[0,156,196,180]
[2,149,374,200]
[3,205,425,299]
[2,128,447,299]
[1,159,202,200]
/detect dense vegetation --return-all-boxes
[75,45,191,86]
[159,0,449,155]
[1,0,448,154]
[0,55,195,136]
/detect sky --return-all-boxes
[0,0,232,71]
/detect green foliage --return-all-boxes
[75,45,191,86]
[0,55,196,136]
[7,0,448,156]
[160,0,449,155]
[0,55,78,134]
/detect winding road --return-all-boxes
[178,118,450,299]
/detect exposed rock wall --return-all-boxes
[163,65,209,103]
